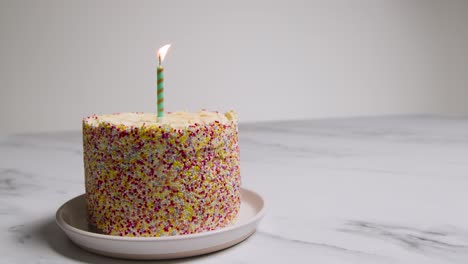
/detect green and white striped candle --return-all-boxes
[157,44,171,118]
[156,66,164,117]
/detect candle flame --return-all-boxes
[158,44,171,65]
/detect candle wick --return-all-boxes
[158,54,162,67]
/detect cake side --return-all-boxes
[83,111,240,236]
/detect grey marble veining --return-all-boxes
[1,115,468,263]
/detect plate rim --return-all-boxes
[56,187,266,242]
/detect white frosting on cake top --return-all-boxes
[84,110,238,129]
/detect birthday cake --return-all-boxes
[82,110,241,237]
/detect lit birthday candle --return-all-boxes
[157,44,171,118]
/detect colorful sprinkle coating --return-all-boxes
[82,112,241,237]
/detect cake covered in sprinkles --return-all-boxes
[82,110,240,237]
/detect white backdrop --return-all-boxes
[1,0,468,134]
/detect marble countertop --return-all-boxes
[1,115,468,263]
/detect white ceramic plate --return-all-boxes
[56,188,266,260]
